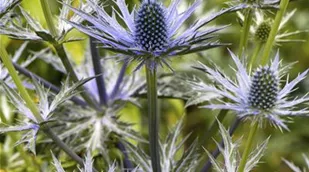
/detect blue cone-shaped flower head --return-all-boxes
[190,50,309,130]
[65,0,244,70]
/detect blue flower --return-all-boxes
[66,0,244,70]
[190,50,309,130]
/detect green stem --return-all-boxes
[238,9,253,57]
[0,44,86,168]
[249,42,263,70]
[260,0,289,65]
[0,44,43,123]
[145,66,161,172]
[39,0,58,37]
[53,44,100,110]
[238,122,258,172]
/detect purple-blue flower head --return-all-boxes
[65,0,244,70]
[190,50,309,130]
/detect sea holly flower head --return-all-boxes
[66,0,245,70]
[190,50,309,130]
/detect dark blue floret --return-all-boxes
[134,1,168,52]
[248,67,279,110]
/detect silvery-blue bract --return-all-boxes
[191,50,309,130]
[66,0,244,70]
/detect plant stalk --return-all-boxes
[145,66,161,172]
[39,0,57,37]
[249,42,263,70]
[260,0,290,65]
[237,121,259,172]
[90,37,108,105]
[0,45,43,123]
[238,9,253,57]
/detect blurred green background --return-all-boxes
[1,0,309,171]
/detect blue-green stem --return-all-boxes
[238,9,253,57]
[90,37,108,105]
[238,121,259,172]
[145,66,161,172]
[0,44,85,167]
[260,0,290,65]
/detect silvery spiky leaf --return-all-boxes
[191,50,309,130]
[32,76,95,120]
[283,154,309,172]
[204,120,269,172]
[185,73,222,107]
[0,0,21,18]
[65,0,245,70]
[125,118,200,172]
[237,9,308,44]
[0,1,99,42]
[52,151,119,172]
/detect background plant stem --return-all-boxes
[146,66,161,172]
[249,42,263,70]
[39,0,57,37]
[238,121,258,172]
[238,9,253,57]
[260,0,290,65]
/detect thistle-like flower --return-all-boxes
[189,50,309,130]
[66,0,244,70]
[237,9,307,44]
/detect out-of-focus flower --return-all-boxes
[189,50,309,130]
[227,0,279,10]
[66,0,245,70]
[237,9,308,44]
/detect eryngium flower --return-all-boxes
[66,0,244,70]
[190,50,309,130]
